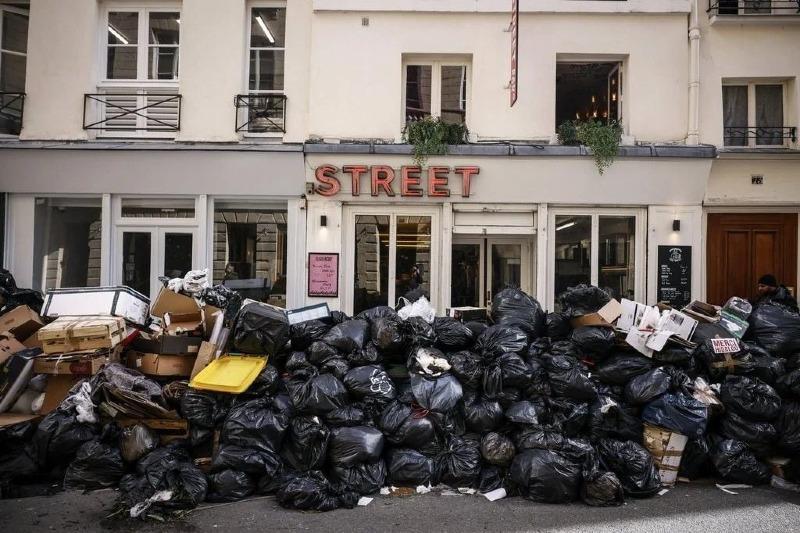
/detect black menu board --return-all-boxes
[657,245,692,309]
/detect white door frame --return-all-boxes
[486,236,535,305]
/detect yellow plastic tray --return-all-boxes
[189,354,267,394]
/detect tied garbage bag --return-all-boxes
[290,319,332,351]
[379,402,438,452]
[328,426,384,467]
[597,439,661,498]
[231,301,290,357]
[525,356,551,396]
[720,375,781,421]
[581,471,624,507]
[348,344,381,366]
[588,396,642,442]
[242,365,281,398]
[777,401,800,454]
[221,398,289,454]
[514,425,567,451]
[570,326,616,356]
[641,393,708,438]
[510,448,581,503]
[546,312,572,340]
[370,316,406,355]
[543,355,598,402]
[433,317,475,351]
[696,339,756,381]
[474,325,528,360]
[478,465,504,493]
[206,469,256,502]
[436,436,481,488]
[320,357,350,381]
[548,398,590,437]
[449,351,484,390]
[386,448,435,486]
[776,369,800,399]
[505,400,541,425]
[356,305,398,322]
[748,301,800,356]
[594,354,653,386]
[326,405,366,428]
[63,439,125,490]
[287,372,349,415]
[409,346,451,377]
[710,438,771,485]
[329,460,386,494]
[322,319,369,354]
[308,341,339,365]
[481,432,515,466]
[624,367,672,406]
[483,353,532,398]
[276,470,359,512]
[343,365,397,401]
[119,424,159,463]
[33,408,98,469]
[121,445,208,512]
[652,346,694,368]
[281,416,330,471]
[719,411,777,456]
[212,445,281,477]
[679,436,713,480]
[410,373,463,413]
[490,287,546,341]
[404,316,437,348]
[559,284,611,319]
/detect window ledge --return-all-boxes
[709,14,800,25]
[718,148,800,160]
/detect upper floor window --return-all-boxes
[556,61,623,130]
[0,5,28,135]
[723,81,792,147]
[404,60,469,125]
[105,8,180,81]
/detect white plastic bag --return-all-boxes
[397,296,436,323]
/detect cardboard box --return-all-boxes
[132,331,202,356]
[191,341,217,380]
[126,351,197,377]
[570,299,623,328]
[39,374,82,414]
[446,307,488,322]
[41,286,150,327]
[643,423,688,487]
[38,316,125,354]
[0,306,44,342]
[33,347,120,375]
[0,332,27,366]
[151,287,220,337]
[0,413,40,428]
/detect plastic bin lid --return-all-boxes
[189,354,267,394]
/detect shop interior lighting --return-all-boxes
[108,25,129,45]
[256,15,276,44]
[556,221,576,231]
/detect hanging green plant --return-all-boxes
[403,116,468,166]
[575,120,622,175]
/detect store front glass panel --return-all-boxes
[122,231,151,297]
[554,215,591,306]
[598,216,636,301]
[395,216,432,301]
[491,243,522,298]
[354,215,390,314]
[451,243,480,307]
[163,232,193,280]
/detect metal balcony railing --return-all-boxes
[723,126,797,147]
[0,92,25,135]
[234,94,287,134]
[708,1,800,16]
[83,93,181,133]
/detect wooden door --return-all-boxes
[707,213,798,305]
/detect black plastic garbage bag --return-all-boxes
[581,471,624,507]
[710,438,771,485]
[386,448,434,486]
[449,351,484,390]
[326,405,366,428]
[588,397,642,442]
[641,393,708,438]
[510,448,581,503]
[652,346,694,368]
[748,301,800,356]
[322,319,369,353]
[777,401,800,454]
[349,343,381,366]
[481,432,515,466]
[624,367,672,406]
[0,420,38,481]
[63,439,125,490]
[211,444,281,477]
[597,439,661,498]
[403,316,437,348]
[320,357,350,381]
[478,465,504,493]
[571,326,616,356]
[474,325,528,360]
[243,365,282,398]
[221,398,289,454]
[343,365,397,401]
[490,287,546,341]
[548,398,590,437]
[286,351,314,374]
[776,369,800,399]
[410,373,463,413]
[125,445,208,511]
[199,284,242,321]
[356,305,398,322]
[206,469,256,502]
[544,355,597,402]
[505,400,541,425]
[594,354,654,385]
[119,424,159,463]
[287,372,349,415]
[483,353,531,398]
[514,424,567,451]
[720,375,781,421]
[307,341,339,365]
[436,436,481,488]
[290,319,332,351]
[328,426,384,467]
[281,416,330,472]
[464,320,489,338]
[678,436,713,480]
[463,395,504,433]
[559,284,611,319]
[371,316,406,355]
[33,409,97,469]
[276,471,358,512]
[379,402,438,452]
[329,460,386,494]
[525,356,551,396]
[719,411,777,456]
[231,301,290,357]
[433,317,475,351]
[696,339,756,381]
[180,389,228,429]
[546,312,572,340]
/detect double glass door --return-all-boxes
[117,226,196,298]
[451,237,534,308]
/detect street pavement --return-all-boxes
[1,479,800,533]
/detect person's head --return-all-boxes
[757,274,779,296]
[225,263,235,274]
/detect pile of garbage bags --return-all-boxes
[2,284,800,515]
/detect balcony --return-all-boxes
[708,1,800,24]
[235,94,287,134]
[83,92,181,138]
[723,126,797,149]
[0,92,25,136]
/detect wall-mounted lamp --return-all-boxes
[672,219,681,232]
[320,215,328,227]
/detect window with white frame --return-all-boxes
[105,9,180,81]
[0,5,28,135]
[403,59,469,126]
[237,4,286,134]
[723,81,791,147]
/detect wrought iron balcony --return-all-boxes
[708,1,800,17]
[235,94,287,134]
[83,92,181,134]
[0,92,25,135]
[723,126,797,147]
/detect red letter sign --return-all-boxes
[371,165,396,196]
[315,165,341,196]
[401,166,423,197]
[428,166,450,197]
[342,165,368,196]
[454,166,479,198]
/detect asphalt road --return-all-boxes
[1,479,800,533]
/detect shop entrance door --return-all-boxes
[451,237,534,308]
[116,227,196,298]
[707,213,797,305]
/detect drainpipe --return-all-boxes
[687,0,701,145]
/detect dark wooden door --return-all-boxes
[707,213,797,305]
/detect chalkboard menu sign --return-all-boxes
[658,245,692,309]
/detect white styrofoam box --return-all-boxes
[42,286,151,327]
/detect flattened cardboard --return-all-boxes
[0,413,40,428]
[0,306,44,342]
[0,332,26,366]
[151,288,199,319]
[132,332,202,356]
[191,341,217,380]
[39,374,81,414]
[570,299,622,328]
[126,351,197,377]
[33,347,120,375]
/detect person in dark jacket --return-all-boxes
[754,273,798,312]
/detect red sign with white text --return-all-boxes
[314,165,479,198]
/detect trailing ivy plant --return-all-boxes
[556,120,580,146]
[575,120,623,175]
[403,116,468,166]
